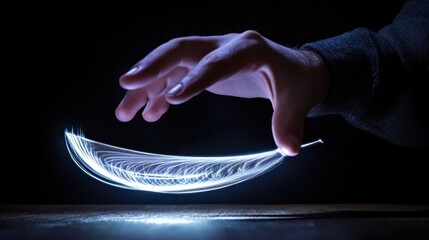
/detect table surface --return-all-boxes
[1,204,429,240]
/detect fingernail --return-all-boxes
[167,83,183,96]
[125,66,139,76]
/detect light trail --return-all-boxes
[65,131,322,193]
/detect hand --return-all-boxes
[116,30,329,156]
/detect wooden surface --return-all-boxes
[1,204,429,240]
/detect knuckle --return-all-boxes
[240,30,263,41]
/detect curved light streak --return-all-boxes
[65,131,322,193]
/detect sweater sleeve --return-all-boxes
[301,0,429,148]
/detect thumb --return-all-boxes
[271,96,307,156]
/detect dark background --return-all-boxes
[4,0,428,204]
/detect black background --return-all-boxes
[4,0,428,204]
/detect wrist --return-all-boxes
[298,50,330,109]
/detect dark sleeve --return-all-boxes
[301,0,429,148]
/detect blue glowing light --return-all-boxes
[131,217,198,224]
[65,131,322,193]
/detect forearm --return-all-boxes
[301,0,429,147]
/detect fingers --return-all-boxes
[120,36,218,90]
[142,95,169,122]
[271,93,307,156]
[115,88,148,122]
[166,38,252,104]
[116,67,188,122]
[142,67,188,122]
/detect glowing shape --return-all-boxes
[65,131,322,193]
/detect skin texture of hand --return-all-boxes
[116,30,329,156]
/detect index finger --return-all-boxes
[120,36,219,90]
